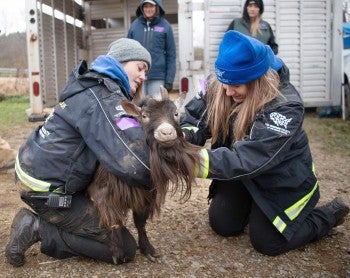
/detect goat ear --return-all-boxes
[159,85,169,100]
[174,91,186,109]
[120,100,141,118]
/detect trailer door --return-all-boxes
[25,0,84,119]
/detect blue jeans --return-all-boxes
[144,80,165,99]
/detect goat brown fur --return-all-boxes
[87,90,202,262]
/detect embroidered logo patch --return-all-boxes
[114,104,126,118]
[265,112,292,135]
[59,101,67,109]
[154,26,165,32]
[215,68,224,78]
[115,117,140,130]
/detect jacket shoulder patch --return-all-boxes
[265,112,292,135]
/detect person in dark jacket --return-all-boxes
[227,0,278,54]
[182,31,349,256]
[6,38,153,266]
[127,0,176,98]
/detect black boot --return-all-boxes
[5,208,40,267]
[319,197,349,227]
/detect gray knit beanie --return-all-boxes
[107,38,151,68]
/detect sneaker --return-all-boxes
[5,208,40,267]
[319,197,349,227]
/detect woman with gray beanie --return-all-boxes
[6,38,154,265]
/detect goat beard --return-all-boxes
[149,137,202,205]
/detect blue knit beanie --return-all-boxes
[215,31,282,85]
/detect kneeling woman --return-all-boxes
[182,31,349,255]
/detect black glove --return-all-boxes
[164,83,173,92]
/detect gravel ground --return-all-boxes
[0,117,349,278]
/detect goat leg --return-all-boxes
[133,210,160,262]
[110,225,137,264]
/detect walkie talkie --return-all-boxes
[27,192,72,208]
[45,193,72,208]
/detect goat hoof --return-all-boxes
[112,254,133,265]
[145,253,161,263]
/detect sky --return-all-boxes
[0,0,26,35]
[0,0,203,47]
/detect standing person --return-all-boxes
[182,30,349,256]
[227,0,278,54]
[5,38,153,266]
[127,0,176,98]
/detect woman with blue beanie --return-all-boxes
[6,38,154,266]
[182,31,349,255]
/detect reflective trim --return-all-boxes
[284,181,318,220]
[197,149,209,178]
[273,216,287,233]
[15,155,51,192]
[182,126,199,132]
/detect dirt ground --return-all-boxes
[0,118,349,278]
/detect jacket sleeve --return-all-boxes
[267,24,278,54]
[165,23,177,85]
[180,91,211,146]
[197,102,305,180]
[226,19,235,31]
[62,84,152,188]
[127,20,136,38]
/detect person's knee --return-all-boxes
[250,232,286,256]
[208,201,248,237]
[209,219,244,237]
[208,211,245,237]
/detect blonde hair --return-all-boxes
[206,69,281,144]
[133,83,144,103]
[250,15,262,37]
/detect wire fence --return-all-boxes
[0,68,28,77]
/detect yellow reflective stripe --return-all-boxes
[15,155,51,192]
[273,216,287,233]
[182,126,199,132]
[284,181,318,220]
[197,149,209,178]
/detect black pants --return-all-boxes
[208,180,335,256]
[20,191,137,263]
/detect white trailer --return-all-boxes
[25,0,345,120]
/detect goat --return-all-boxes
[87,88,202,264]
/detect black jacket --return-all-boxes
[181,64,319,240]
[16,60,152,194]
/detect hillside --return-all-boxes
[0,32,27,70]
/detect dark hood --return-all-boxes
[278,62,303,104]
[136,0,165,17]
[243,0,264,22]
[59,56,131,102]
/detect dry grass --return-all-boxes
[0,77,29,95]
